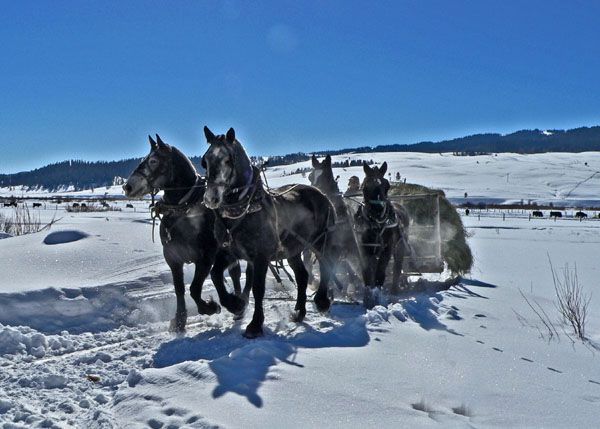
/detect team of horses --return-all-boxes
[124,127,410,338]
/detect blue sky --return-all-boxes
[1,0,600,173]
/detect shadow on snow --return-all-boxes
[152,304,369,408]
[150,279,493,408]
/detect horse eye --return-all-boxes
[149,159,157,164]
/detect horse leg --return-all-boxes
[314,255,332,313]
[167,261,187,333]
[362,253,377,309]
[362,253,376,289]
[375,244,393,288]
[243,256,268,339]
[303,249,315,285]
[391,239,406,294]
[287,254,309,322]
[242,262,253,300]
[210,253,246,317]
[190,260,221,316]
[228,259,242,296]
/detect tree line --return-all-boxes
[2,126,600,190]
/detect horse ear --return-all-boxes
[380,162,388,177]
[204,126,216,143]
[363,162,373,176]
[324,155,332,168]
[148,135,157,150]
[226,127,235,143]
[155,134,168,150]
[311,155,320,168]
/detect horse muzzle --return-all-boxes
[123,176,149,199]
[203,184,225,209]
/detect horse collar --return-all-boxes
[218,167,263,220]
[363,200,388,223]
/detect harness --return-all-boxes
[217,167,264,220]
[150,175,206,243]
[355,199,399,251]
[211,166,266,248]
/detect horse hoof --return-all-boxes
[243,323,264,339]
[363,289,375,310]
[226,295,247,316]
[314,295,331,313]
[168,318,186,334]
[291,309,306,323]
[201,300,221,315]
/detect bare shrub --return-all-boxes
[0,204,58,236]
[518,289,560,342]
[550,260,591,340]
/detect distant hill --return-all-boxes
[0,157,206,192]
[2,126,600,190]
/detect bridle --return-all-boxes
[203,143,256,205]
[134,151,177,197]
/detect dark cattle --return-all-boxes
[126,203,134,209]
[575,211,588,219]
[465,208,470,216]
[532,210,543,217]
[32,203,42,208]
[72,203,80,208]
[81,203,87,208]
[549,211,562,218]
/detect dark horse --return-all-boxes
[356,162,410,307]
[202,126,336,338]
[123,135,247,332]
[308,155,362,292]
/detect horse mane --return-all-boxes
[229,139,253,187]
[170,146,198,181]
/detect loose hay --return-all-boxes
[389,182,472,275]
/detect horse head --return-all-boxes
[362,162,390,208]
[201,126,253,210]
[309,154,338,195]
[123,135,195,199]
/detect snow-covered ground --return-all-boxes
[1,153,600,428]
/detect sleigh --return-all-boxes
[341,191,445,278]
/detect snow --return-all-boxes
[1,152,600,427]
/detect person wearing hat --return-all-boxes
[344,175,361,196]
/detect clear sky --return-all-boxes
[2,0,600,173]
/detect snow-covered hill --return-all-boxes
[3,151,600,207]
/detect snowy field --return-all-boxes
[1,152,600,428]
[3,151,600,207]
